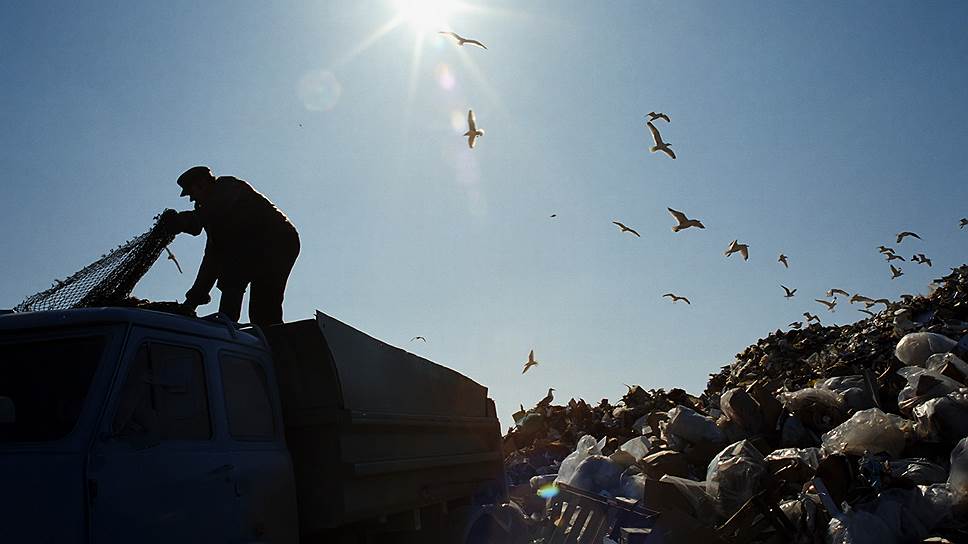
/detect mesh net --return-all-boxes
[13,213,178,313]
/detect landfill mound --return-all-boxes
[505,265,968,543]
[13,213,175,313]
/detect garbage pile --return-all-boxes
[504,265,968,543]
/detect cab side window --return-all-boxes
[220,355,274,440]
[113,343,211,441]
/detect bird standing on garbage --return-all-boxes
[536,388,555,409]
[522,350,539,374]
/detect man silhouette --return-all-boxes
[161,166,299,327]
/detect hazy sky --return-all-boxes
[2,1,967,427]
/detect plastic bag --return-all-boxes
[815,376,875,411]
[913,390,968,442]
[778,388,846,432]
[618,466,645,501]
[618,436,651,462]
[569,454,625,496]
[555,434,603,485]
[950,437,968,500]
[821,408,912,457]
[765,447,821,471]
[896,366,963,414]
[925,352,968,382]
[886,459,948,486]
[720,387,762,432]
[705,440,767,518]
[895,332,958,367]
[658,475,716,519]
[663,405,723,449]
[826,510,897,544]
[852,485,954,542]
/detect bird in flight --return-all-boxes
[647,111,671,123]
[781,285,797,298]
[826,288,849,298]
[411,336,427,342]
[896,231,921,244]
[164,246,183,274]
[550,214,557,218]
[890,264,904,279]
[788,322,803,329]
[667,208,705,232]
[885,253,905,262]
[912,254,932,266]
[613,221,641,237]
[960,218,967,229]
[858,309,876,317]
[865,298,890,309]
[438,31,487,49]
[877,246,895,254]
[663,293,691,304]
[803,312,820,323]
[815,298,837,312]
[724,239,749,260]
[464,110,484,148]
[849,294,875,305]
[646,121,676,159]
[522,350,539,374]
[778,254,789,268]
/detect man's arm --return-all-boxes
[185,238,219,307]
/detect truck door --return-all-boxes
[88,337,241,543]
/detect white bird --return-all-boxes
[438,31,487,49]
[778,254,789,268]
[850,294,875,305]
[464,110,484,148]
[522,350,539,374]
[815,298,837,312]
[781,285,797,298]
[613,221,641,237]
[646,121,676,159]
[164,246,183,274]
[647,111,671,123]
[667,208,705,232]
[826,288,849,298]
[890,264,904,279]
[663,293,691,304]
[724,240,749,260]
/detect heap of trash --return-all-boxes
[504,265,968,543]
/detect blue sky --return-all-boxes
[2,1,966,427]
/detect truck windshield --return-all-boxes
[0,336,105,443]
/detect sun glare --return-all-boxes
[392,0,457,33]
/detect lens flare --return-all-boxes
[537,484,560,499]
[449,109,466,133]
[297,70,342,112]
[392,0,457,33]
[435,63,456,90]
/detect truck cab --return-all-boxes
[0,308,519,543]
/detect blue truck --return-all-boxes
[0,307,526,543]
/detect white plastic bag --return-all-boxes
[895,332,958,367]
[896,366,964,414]
[618,436,651,462]
[663,405,723,449]
[705,440,767,518]
[821,408,912,458]
[569,455,625,496]
[950,437,968,500]
[555,434,603,485]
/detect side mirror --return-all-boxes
[0,396,15,424]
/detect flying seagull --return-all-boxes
[411,336,427,342]
[647,111,671,123]
[781,285,797,298]
[667,208,705,232]
[885,253,905,262]
[464,110,484,149]
[613,221,641,237]
[778,254,789,268]
[912,254,932,267]
[536,388,555,409]
[164,246,183,274]
[522,350,539,374]
[550,214,557,218]
[803,312,821,323]
[788,322,803,329]
[865,298,890,309]
[850,294,875,305]
[646,121,676,159]
[877,246,895,254]
[724,239,749,260]
[896,231,921,244]
[960,218,967,229]
[815,298,837,312]
[438,31,487,49]
[663,293,691,304]
[890,264,904,279]
[826,288,849,298]
[858,309,876,317]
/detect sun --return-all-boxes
[392,0,458,33]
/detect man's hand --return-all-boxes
[184,288,211,308]
[158,209,180,234]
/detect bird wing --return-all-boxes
[667,208,688,224]
[662,147,677,159]
[663,293,675,299]
[629,227,641,237]
[659,113,670,122]
[859,309,876,316]
[739,245,749,260]
[528,349,535,364]
[439,31,461,40]
[831,289,849,297]
[613,221,626,230]
[682,297,691,304]
[467,110,477,131]
[646,121,662,144]
[467,132,477,149]
[464,39,487,49]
